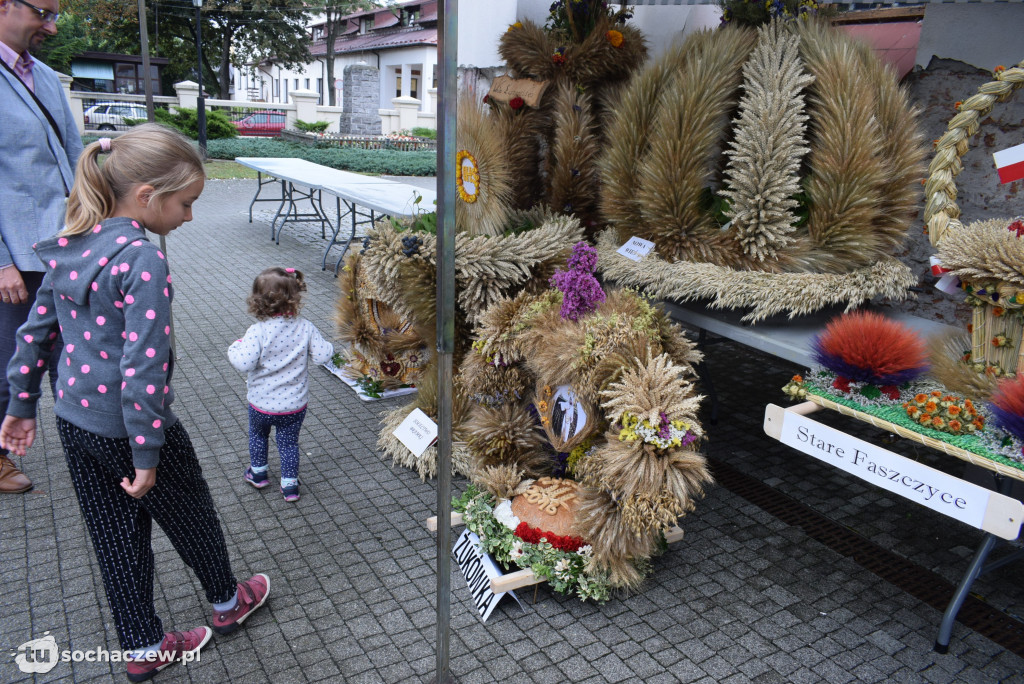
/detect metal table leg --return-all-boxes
[934,474,1022,652]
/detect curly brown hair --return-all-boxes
[247,267,307,319]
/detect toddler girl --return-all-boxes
[1,124,269,682]
[228,267,333,502]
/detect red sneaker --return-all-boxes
[212,573,270,635]
[125,626,211,682]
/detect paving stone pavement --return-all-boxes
[1,177,1023,683]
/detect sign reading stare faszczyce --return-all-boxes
[779,410,991,527]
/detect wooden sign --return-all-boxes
[487,75,549,108]
[617,236,655,262]
[765,403,1023,540]
[452,529,523,621]
[392,408,438,459]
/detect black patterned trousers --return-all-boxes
[57,417,237,650]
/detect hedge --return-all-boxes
[205,138,436,176]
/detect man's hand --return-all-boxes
[0,266,28,304]
[121,467,156,498]
[0,415,36,456]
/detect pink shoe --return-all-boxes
[125,626,211,682]
[212,573,270,635]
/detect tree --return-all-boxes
[312,1,375,106]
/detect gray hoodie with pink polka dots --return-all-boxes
[6,217,176,469]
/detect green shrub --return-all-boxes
[127,108,237,139]
[294,119,331,134]
[411,127,436,140]
[205,138,436,176]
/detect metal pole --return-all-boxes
[194,1,207,157]
[137,0,155,121]
[433,1,457,683]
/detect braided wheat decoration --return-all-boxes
[925,60,1024,247]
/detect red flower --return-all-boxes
[832,377,851,393]
[482,94,489,104]
[514,521,585,553]
[881,385,901,400]
[1008,220,1024,237]
[509,96,525,110]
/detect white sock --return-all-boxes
[281,477,298,488]
[213,590,238,612]
[250,465,268,474]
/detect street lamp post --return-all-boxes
[192,0,207,156]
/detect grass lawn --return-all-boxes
[204,160,259,180]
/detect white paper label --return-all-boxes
[617,236,655,262]
[452,529,522,621]
[779,411,991,529]
[392,408,438,459]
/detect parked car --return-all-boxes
[231,110,286,137]
[83,102,148,130]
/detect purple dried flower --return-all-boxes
[550,242,605,320]
[566,241,598,273]
[658,411,671,440]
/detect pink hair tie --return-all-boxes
[98,138,112,152]
[285,268,295,273]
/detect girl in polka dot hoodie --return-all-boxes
[228,267,334,502]
[0,124,269,679]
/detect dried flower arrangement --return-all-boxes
[456,246,711,594]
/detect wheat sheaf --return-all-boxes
[597,19,926,322]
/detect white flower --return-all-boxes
[493,499,521,531]
[509,541,524,560]
[576,545,593,557]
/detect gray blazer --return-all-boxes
[0,59,82,272]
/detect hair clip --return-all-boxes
[285,267,296,273]
[98,138,112,152]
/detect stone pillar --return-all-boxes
[58,71,84,134]
[290,88,319,128]
[174,80,199,113]
[339,63,382,136]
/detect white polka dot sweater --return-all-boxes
[227,317,333,414]
[6,217,176,469]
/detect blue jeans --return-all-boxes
[0,271,61,451]
[248,405,306,480]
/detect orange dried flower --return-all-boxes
[606,30,624,48]
[914,393,928,403]
[995,65,1006,74]
[931,390,942,397]
[792,375,803,384]
[948,419,963,432]
[947,405,962,416]
[919,415,933,426]
[925,401,938,413]
[955,101,963,109]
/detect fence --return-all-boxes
[65,79,435,139]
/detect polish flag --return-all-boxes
[994,142,1024,184]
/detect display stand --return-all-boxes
[764,399,1024,652]
[426,513,684,593]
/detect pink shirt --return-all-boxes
[0,39,34,92]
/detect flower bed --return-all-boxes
[281,128,436,151]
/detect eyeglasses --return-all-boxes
[12,0,59,24]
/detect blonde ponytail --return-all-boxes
[62,123,205,236]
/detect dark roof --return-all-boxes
[309,25,437,57]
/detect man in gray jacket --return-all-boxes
[0,0,82,492]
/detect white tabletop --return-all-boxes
[661,299,960,368]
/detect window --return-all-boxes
[282,79,288,101]
[305,78,310,90]
[293,78,299,90]
[360,16,373,34]
[410,69,420,100]
[317,77,323,104]
[402,9,419,26]
[274,79,280,99]
[270,114,285,124]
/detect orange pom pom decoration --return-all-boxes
[811,311,929,386]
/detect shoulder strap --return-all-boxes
[0,58,65,147]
